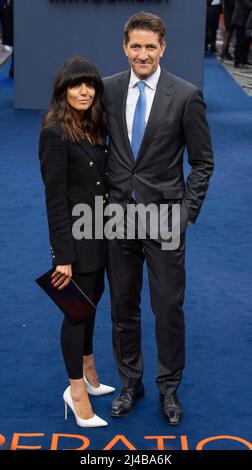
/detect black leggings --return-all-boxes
[60,268,105,379]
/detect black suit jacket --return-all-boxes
[39,123,108,273]
[232,0,252,26]
[104,68,214,232]
[246,8,252,28]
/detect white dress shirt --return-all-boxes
[126,65,161,143]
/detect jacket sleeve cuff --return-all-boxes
[50,244,77,266]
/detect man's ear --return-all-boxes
[160,40,166,58]
[123,41,128,57]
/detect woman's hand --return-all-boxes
[51,264,72,290]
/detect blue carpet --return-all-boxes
[0,56,251,451]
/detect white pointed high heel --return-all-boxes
[63,386,108,427]
[83,375,115,396]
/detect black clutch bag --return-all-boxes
[35,268,96,324]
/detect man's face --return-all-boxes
[123,29,166,79]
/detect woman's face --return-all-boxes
[66,82,96,113]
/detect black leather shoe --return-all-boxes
[111,383,144,417]
[234,63,251,69]
[160,393,182,426]
[220,52,233,61]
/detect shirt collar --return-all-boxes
[129,65,161,90]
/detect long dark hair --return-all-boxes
[42,57,104,144]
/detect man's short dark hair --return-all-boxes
[124,11,166,45]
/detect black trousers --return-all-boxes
[107,235,186,396]
[0,6,5,35]
[234,25,251,65]
[60,268,104,379]
[206,5,221,51]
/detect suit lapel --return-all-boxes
[135,69,175,165]
[114,71,135,163]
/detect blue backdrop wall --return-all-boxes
[14,0,207,109]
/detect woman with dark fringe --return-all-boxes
[39,57,114,428]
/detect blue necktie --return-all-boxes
[131,81,146,160]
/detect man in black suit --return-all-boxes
[232,0,252,67]
[104,11,214,426]
[205,0,222,53]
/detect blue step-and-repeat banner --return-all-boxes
[14,0,207,109]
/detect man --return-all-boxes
[205,0,222,53]
[232,0,252,68]
[104,11,214,426]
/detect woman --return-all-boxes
[39,57,114,428]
